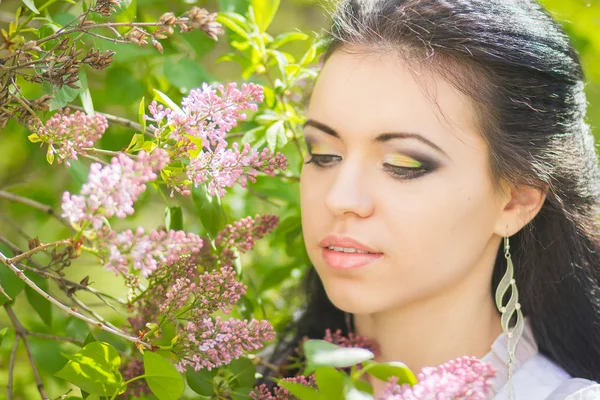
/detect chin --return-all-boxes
[321,280,382,315]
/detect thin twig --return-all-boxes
[0,233,127,307]
[7,335,19,400]
[36,21,171,46]
[69,105,147,133]
[0,190,73,230]
[26,331,84,346]
[71,294,121,331]
[0,250,151,349]
[81,153,110,165]
[6,239,73,266]
[4,305,49,400]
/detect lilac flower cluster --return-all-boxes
[323,328,380,357]
[61,149,169,229]
[144,82,287,197]
[125,257,274,373]
[99,227,205,277]
[379,356,497,400]
[251,375,317,400]
[215,214,280,265]
[187,142,288,197]
[32,108,108,166]
[176,316,274,372]
[119,358,150,398]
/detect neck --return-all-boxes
[353,269,502,394]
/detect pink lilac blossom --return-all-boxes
[99,227,204,277]
[143,82,287,197]
[323,328,380,357]
[119,358,150,398]
[34,108,109,166]
[215,214,279,264]
[61,149,169,229]
[251,375,317,400]
[144,82,264,152]
[186,142,288,197]
[175,316,275,372]
[378,356,497,400]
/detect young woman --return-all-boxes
[266,0,600,398]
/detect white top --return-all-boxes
[482,318,600,399]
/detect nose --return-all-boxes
[324,161,374,218]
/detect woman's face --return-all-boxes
[300,49,508,315]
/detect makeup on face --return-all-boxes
[304,130,441,181]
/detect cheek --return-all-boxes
[300,169,328,241]
[380,168,500,287]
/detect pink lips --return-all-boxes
[319,235,383,270]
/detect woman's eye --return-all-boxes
[305,154,341,168]
[383,163,430,180]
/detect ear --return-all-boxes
[494,182,547,237]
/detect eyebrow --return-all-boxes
[303,119,449,158]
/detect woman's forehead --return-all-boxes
[307,50,484,151]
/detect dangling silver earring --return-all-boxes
[495,234,525,400]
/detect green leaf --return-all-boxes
[126,133,145,153]
[265,120,285,151]
[228,357,256,388]
[83,332,97,346]
[303,340,374,374]
[153,89,183,115]
[78,71,94,116]
[29,336,69,373]
[186,367,216,397]
[276,380,324,400]
[231,386,254,400]
[106,67,144,106]
[138,97,146,134]
[42,69,87,110]
[300,44,318,66]
[219,0,250,13]
[0,327,9,347]
[55,342,123,396]
[271,32,309,49]
[216,13,249,39]
[65,316,91,342]
[143,351,185,400]
[0,264,26,305]
[361,360,418,386]
[112,0,133,17]
[24,270,52,327]
[315,367,345,400]
[165,57,213,92]
[250,0,280,32]
[165,206,183,231]
[22,0,40,14]
[192,183,227,238]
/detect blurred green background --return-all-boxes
[0,0,599,398]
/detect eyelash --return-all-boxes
[305,154,433,180]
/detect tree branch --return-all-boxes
[4,305,49,400]
[6,239,73,266]
[0,233,127,307]
[26,331,84,346]
[0,250,150,349]
[0,190,74,230]
[7,335,19,400]
[68,105,155,137]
